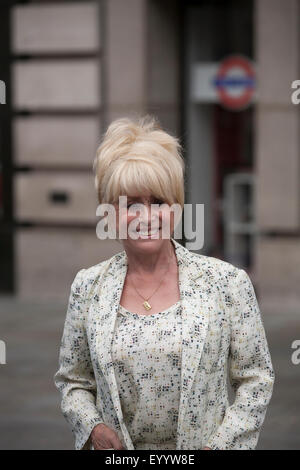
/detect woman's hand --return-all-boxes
[91,423,126,450]
[202,446,212,450]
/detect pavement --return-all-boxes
[0,295,299,450]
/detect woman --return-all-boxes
[54,116,275,450]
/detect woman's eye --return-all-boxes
[126,199,164,209]
[127,202,140,209]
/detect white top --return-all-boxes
[111,300,183,450]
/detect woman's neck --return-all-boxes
[123,239,177,278]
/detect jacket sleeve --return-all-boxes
[205,268,275,450]
[53,269,104,450]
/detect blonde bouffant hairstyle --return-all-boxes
[93,115,185,209]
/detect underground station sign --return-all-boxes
[192,55,256,110]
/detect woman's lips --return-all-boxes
[136,226,161,237]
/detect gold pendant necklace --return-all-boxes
[128,248,173,311]
[143,300,152,311]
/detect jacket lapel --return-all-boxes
[89,238,209,450]
[89,250,133,448]
[174,240,209,449]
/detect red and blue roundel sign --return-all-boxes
[213,55,255,110]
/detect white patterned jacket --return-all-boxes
[54,238,275,450]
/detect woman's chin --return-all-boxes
[131,235,162,243]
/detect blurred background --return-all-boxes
[0,0,299,449]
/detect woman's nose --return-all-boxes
[139,203,151,221]
[139,203,159,225]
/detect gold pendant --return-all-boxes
[143,300,152,311]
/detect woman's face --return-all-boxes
[113,193,176,252]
